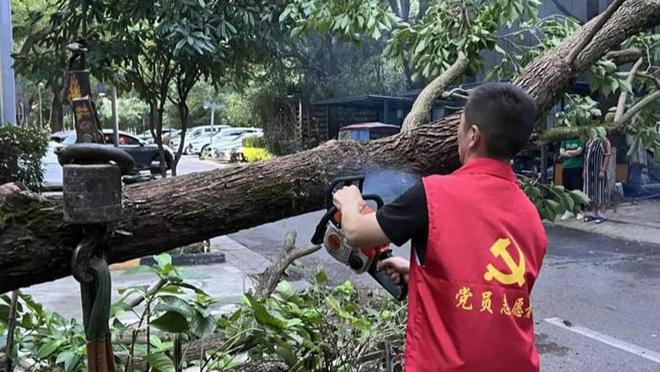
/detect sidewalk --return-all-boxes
[555,199,660,246]
[23,236,281,321]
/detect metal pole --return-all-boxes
[0,0,16,125]
[111,85,119,147]
[38,84,43,127]
[210,105,215,145]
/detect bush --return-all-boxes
[0,125,49,190]
[1,259,407,371]
[241,135,267,148]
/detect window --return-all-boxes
[119,134,140,145]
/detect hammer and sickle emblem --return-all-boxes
[483,238,526,287]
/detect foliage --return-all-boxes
[97,96,148,132]
[213,275,407,371]
[0,125,49,190]
[242,148,273,163]
[242,135,273,162]
[555,95,602,128]
[281,0,398,42]
[0,292,87,371]
[386,0,541,80]
[2,253,407,371]
[520,176,590,221]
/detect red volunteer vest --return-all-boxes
[404,158,547,372]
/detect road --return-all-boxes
[230,214,660,371]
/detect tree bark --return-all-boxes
[400,51,469,132]
[1,0,659,293]
[49,78,64,133]
[607,47,644,65]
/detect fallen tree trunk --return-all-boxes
[1,0,659,293]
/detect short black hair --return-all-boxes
[463,83,536,159]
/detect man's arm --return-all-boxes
[332,185,390,247]
[600,138,612,178]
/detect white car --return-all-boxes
[42,141,64,190]
[197,127,262,157]
[212,132,264,162]
[170,125,228,154]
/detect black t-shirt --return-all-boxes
[375,181,429,264]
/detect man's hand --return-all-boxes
[332,185,364,212]
[378,257,410,284]
[331,185,390,248]
[599,169,606,179]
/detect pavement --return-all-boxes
[556,199,660,245]
[21,157,660,370]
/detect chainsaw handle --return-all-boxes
[310,194,384,245]
[326,176,366,206]
[369,251,408,301]
[311,207,337,245]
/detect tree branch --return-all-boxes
[565,0,627,66]
[251,231,321,299]
[606,47,644,65]
[540,89,660,142]
[401,51,469,131]
[615,57,644,120]
[613,89,660,131]
[635,71,660,90]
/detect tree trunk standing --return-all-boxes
[49,78,64,133]
[0,0,658,293]
[172,101,190,177]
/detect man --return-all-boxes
[333,83,547,371]
[559,137,585,220]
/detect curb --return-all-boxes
[552,219,660,246]
[140,251,226,267]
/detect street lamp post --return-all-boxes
[0,0,16,125]
[203,100,218,145]
[38,82,44,128]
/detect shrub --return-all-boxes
[0,125,49,190]
[241,135,267,149]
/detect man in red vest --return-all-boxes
[333,82,546,371]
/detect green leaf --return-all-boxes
[545,200,563,215]
[275,340,297,366]
[619,79,632,93]
[314,271,328,284]
[145,353,175,372]
[191,312,216,338]
[569,190,590,205]
[56,350,79,371]
[245,293,286,329]
[563,192,575,211]
[0,304,10,325]
[37,339,65,359]
[352,318,371,331]
[150,311,190,333]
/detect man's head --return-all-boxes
[457,83,536,164]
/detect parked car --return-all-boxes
[337,122,400,141]
[50,129,174,172]
[170,125,229,154]
[212,132,265,162]
[198,127,262,158]
[137,128,179,144]
[42,141,64,190]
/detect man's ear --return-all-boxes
[468,124,481,149]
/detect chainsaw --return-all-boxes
[311,176,408,301]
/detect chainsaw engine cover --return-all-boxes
[323,221,370,273]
